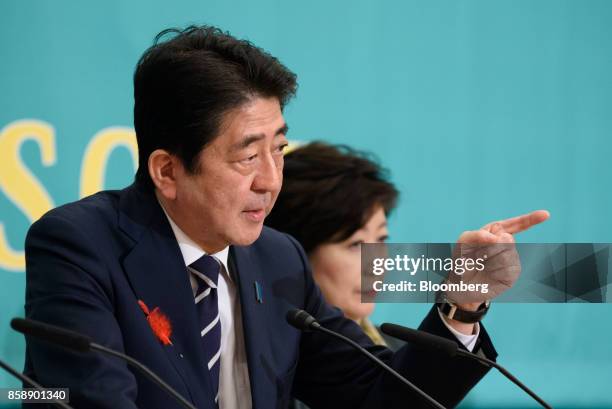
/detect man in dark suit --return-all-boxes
[23,25,546,409]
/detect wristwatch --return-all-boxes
[436,300,490,323]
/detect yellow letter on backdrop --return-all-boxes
[0,120,56,272]
[79,127,137,198]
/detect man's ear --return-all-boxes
[148,149,179,200]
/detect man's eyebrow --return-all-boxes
[276,123,289,136]
[230,123,289,152]
[231,134,265,152]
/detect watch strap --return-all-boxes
[436,301,490,323]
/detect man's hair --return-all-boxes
[265,142,399,253]
[133,25,298,187]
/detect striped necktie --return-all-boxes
[189,255,221,406]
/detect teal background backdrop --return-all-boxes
[1,0,611,407]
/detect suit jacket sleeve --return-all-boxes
[286,234,497,409]
[23,213,139,409]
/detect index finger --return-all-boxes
[483,210,550,234]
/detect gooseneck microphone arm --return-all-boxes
[89,342,197,409]
[380,323,553,409]
[286,309,447,409]
[454,349,552,409]
[0,359,74,409]
[10,318,197,409]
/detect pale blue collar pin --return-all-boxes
[254,281,264,303]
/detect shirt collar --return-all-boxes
[157,199,230,278]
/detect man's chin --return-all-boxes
[230,223,264,246]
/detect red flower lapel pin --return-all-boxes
[138,300,173,346]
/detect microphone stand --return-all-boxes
[0,359,74,409]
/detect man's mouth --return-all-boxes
[242,208,266,222]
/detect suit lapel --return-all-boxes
[230,245,274,409]
[118,183,216,409]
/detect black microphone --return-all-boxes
[286,309,447,409]
[286,309,321,330]
[0,359,74,409]
[380,323,459,357]
[11,318,91,353]
[10,318,196,409]
[380,323,553,409]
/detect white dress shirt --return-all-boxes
[163,212,253,409]
[437,309,479,352]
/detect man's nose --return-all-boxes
[252,153,282,193]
